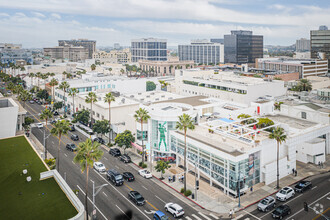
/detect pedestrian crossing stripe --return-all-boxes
[198,212,212,220]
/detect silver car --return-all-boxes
[257,196,276,212]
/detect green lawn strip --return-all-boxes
[0,136,77,219]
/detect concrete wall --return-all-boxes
[296,138,326,164]
[0,99,18,138]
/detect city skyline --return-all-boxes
[0,0,329,48]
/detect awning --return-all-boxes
[131,142,143,151]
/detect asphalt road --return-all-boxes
[237,172,330,220]
[24,101,221,220]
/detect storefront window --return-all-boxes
[137,130,148,141]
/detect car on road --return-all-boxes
[92,137,105,144]
[66,143,77,152]
[153,211,169,220]
[107,169,124,186]
[36,123,43,128]
[257,196,276,212]
[29,100,34,104]
[164,202,184,218]
[109,148,121,157]
[128,191,145,206]
[7,90,11,94]
[138,169,152,179]
[294,180,312,193]
[93,162,106,173]
[120,154,131,163]
[271,205,291,219]
[276,187,295,201]
[36,100,42,105]
[71,134,79,141]
[70,125,75,131]
[123,172,135,182]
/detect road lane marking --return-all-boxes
[192,214,202,220]
[313,207,330,220]
[155,195,166,203]
[243,210,261,220]
[104,157,108,160]
[72,161,75,165]
[124,183,133,191]
[52,141,55,145]
[198,212,212,220]
[64,153,67,157]
[209,213,219,219]
[185,217,193,220]
[103,192,108,197]
[142,185,148,190]
[76,185,108,220]
[115,165,119,169]
[116,204,127,216]
[312,186,318,190]
[146,200,158,211]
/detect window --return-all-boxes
[79,104,81,108]
[102,115,104,120]
[93,111,95,115]
[301,112,307,119]
[97,113,100,118]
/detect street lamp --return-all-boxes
[43,127,52,159]
[91,180,108,219]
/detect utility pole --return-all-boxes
[43,127,51,160]
[91,180,108,219]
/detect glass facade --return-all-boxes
[310,29,330,72]
[131,39,167,62]
[178,43,222,65]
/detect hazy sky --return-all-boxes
[0,0,329,48]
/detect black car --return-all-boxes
[120,154,131,163]
[294,181,312,193]
[36,100,42,105]
[53,111,59,116]
[109,148,121,157]
[70,125,75,132]
[272,205,291,219]
[93,137,105,144]
[107,169,124,186]
[66,143,77,151]
[128,191,145,206]
[71,134,79,141]
[123,172,135,182]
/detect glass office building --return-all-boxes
[131,38,167,62]
[310,26,330,72]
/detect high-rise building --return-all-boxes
[310,26,330,72]
[296,38,310,52]
[224,30,263,64]
[210,38,224,44]
[58,39,96,59]
[0,43,33,64]
[131,38,167,62]
[43,46,89,62]
[178,39,224,65]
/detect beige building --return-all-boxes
[43,46,89,62]
[139,57,194,76]
[93,48,131,64]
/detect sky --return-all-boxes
[0,0,329,48]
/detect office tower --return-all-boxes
[311,26,330,72]
[178,39,224,65]
[296,38,310,52]
[43,46,89,62]
[131,38,167,62]
[210,38,224,44]
[58,39,96,59]
[224,30,263,64]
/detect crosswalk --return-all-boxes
[178,212,219,220]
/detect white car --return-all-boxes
[276,186,295,201]
[36,123,43,128]
[93,162,106,173]
[138,169,152,179]
[165,202,184,218]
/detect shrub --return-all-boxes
[184,190,192,197]
[139,162,147,168]
[44,158,56,170]
[180,188,185,193]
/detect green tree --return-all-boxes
[114,130,135,154]
[146,81,156,91]
[49,78,58,104]
[44,158,56,170]
[73,139,104,219]
[73,109,90,125]
[91,64,96,71]
[17,90,32,108]
[6,82,15,91]
[36,89,49,101]
[134,108,150,165]
[59,81,70,115]
[40,108,53,126]
[28,72,35,88]
[269,127,287,189]
[92,120,110,140]
[23,117,34,130]
[297,79,312,92]
[120,68,125,75]
[108,68,112,74]
[69,88,79,115]
[176,113,195,193]
[274,102,284,110]
[85,92,98,127]
[104,92,116,142]
[257,118,274,128]
[185,64,190,69]
[50,120,71,172]
[155,160,171,179]
[53,101,63,110]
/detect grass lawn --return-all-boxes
[0,136,77,219]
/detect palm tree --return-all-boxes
[62,71,67,80]
[69,88,79,115]
[50,120,71,172]
[73,139,104,219]
[40,108,53,126]
[120,68,125,75]
[269,127,287,189]
[35,72,42,89]
[176,113,195,193]
[49,78,58,104]
[104,92,116,143]
[108,68,112,74]
[91,64,96,71]
[59,81,70,116]
[297,79,312,92]
[17,90,32,108]
[134,108,150,165]
[28,72,35,88]
[85,92,98,127]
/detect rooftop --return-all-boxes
[155,95,210,107]
[267,115,317,130]
[125,91,183,105]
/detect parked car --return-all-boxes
[79,121,88,126]
[36,100,42,105]
[257,196,276,212]
[29,100,34,104]
[138,169,152,179]
[66,143,77,152]
[93,162,106,173]
[120,154,131,163]
[153,211,169,220]
[109,148,121,157]
[70,125,75,132]
[53,111,59,116]
[294,181,312,193]
[155,156,176,163]
[36,123,43,128]
[123,172,135,182]
[71,134,79,141]
[276,187,295,201]
[107,169,124,186]
[272,205,291,219]
[93,137,105,144]
[164,203,184,218]
[128,191,145,206]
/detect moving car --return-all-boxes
[272,205,291,219]
[257,196,276,212]
[128,191,145,206]
[93,137,105,144]
[123,172,135,182]
[138,169,152,179]
[294,180,312,193]
[66,143,77,152]
[120,154,131,163]
[164,203,184,218]
[71,134,79,141]
[53,111,59,116]
[36,123,43,128]
[107,169,124,186]
[109,148,121,157]
[36,100,42,105]
[29,100,34,104]
[70,125,75,132]
[153,211,169,220]
[93,162,106,173]
[276,187,295,201]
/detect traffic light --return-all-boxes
[196,180,199,190]
[304,202,308,212]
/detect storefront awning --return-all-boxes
[131,142,143,151]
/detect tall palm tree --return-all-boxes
[108,68,112,74]
[62,71,67,80]
[134,108,150,165]
[35,72,42,89]
[120,68,125,75]
[176,113,195,193]
[269,127,287,189]
[73,139,104,219]
[69,88,79,115]
[91,64,96,71]
[17,90,32,108]
[85,92,98,127]
[104,92,116,143]
[59,81,70,115]
[297,79,312,92]
[40,108,53,126]
[49,78,58,104]
[28,72,35,88]
[50,120,71,172]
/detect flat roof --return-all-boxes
[78,93,139,108]
[267,115,317,130]
[125,91,183,104]
[156,95,210,107]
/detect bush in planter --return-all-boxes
[138,162,147,168]
[184,189,192,197]
[180,188,185,193]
